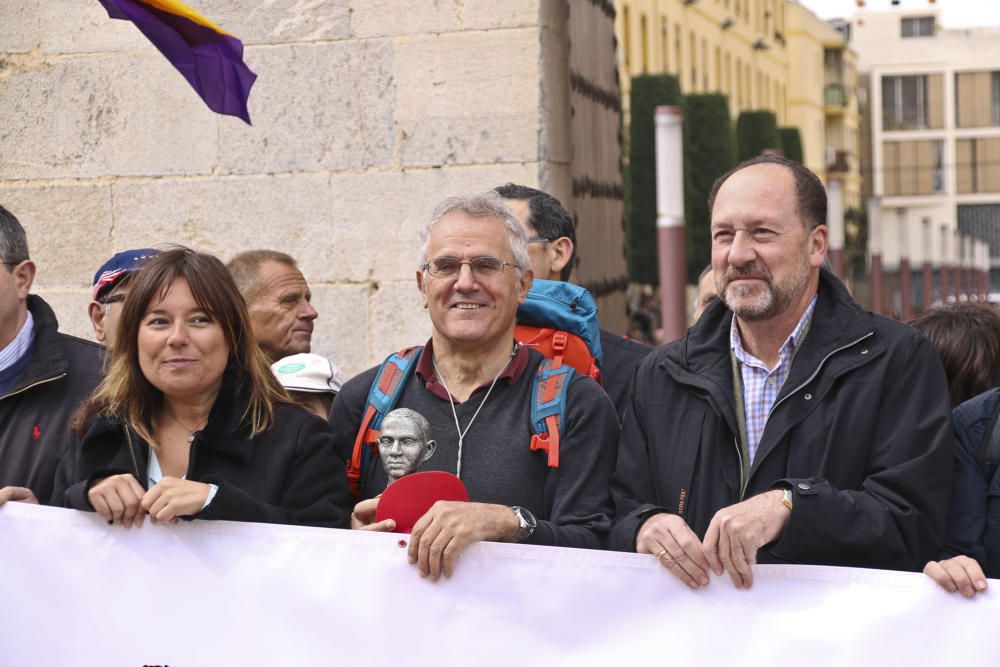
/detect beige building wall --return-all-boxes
[786,6,862,209]
[616,0,789,123]
[0,1,623,377]
[615,1,864,210]
[785,3,827,176]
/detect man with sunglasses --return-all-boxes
[0,205,104,507]
[88,248,161,347]
[332,192,618,581]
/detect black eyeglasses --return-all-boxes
[98,293,127,306]
[422,256,514,279]
[526,236,551,245]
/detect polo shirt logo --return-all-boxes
[32,424,41,441]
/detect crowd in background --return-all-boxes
[1,157,999,597]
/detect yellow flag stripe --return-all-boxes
[139,0,233,37]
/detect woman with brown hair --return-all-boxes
[55,247,352,528]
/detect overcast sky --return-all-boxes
[797,0,1000,29]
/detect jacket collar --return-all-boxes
[778,268,880,394]
[84,368,257,466]
[195,368,256,463]
[13,295,69,391]
[671,269,873,369]
[661,269,878,425]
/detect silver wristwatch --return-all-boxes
[511,505,537,542]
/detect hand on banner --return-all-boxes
[0,486,38,507]
[141,477,210,524]
[924,556,989,598]
[351,497,396,532]
[408,501,520,581]
[703,489,791,589]
[88,473,147,528]
[637,512,712,589]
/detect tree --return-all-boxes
[735,110,781,161]
[683,94,736,283]
[778,126,804,164]
[845,205,868,278]
[626,74,682,285]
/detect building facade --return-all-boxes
[615,0,863,211]
[854,7,1000,295]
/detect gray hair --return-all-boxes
[417,192,531,275]
[383,408,433,444]
[0,205,29,266]
[226,249,299,302]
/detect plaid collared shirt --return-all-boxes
[730,294,817,463]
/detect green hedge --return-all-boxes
[683,94,736,283]
[736,110,781,161]
[845,205,868,276]
[626,74,682,285]
[778,126,804,164]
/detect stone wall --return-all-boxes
[0,0,592,376]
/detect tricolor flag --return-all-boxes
[97,0,257,124]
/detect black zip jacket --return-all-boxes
[55,373,353,528]
[599,328,651,424]
[609,270,953,572]
[0,295,104,505]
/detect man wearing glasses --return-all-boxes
[0,205,104,507]
[332,192,618,580]
[494,183,651,422]
[88,248,161,347]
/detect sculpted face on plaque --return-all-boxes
[378,408,436,485]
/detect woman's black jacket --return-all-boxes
[55,378,352,528]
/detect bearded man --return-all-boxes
[609,155,953,589]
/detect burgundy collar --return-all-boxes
[415,338,529,403]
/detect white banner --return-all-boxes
[1,503,997,666]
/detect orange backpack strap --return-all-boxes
[346,346,423,499]
[529,358,575,468]
[514,323,602,386]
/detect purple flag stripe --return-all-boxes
[97,0,256,124]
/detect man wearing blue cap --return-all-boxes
[88,248,160,348]
[0,205,104,506]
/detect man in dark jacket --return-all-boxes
[494,183,650,421]
[0,205,104,506]
[610,156,953,590]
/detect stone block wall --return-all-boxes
[0,0,578,377]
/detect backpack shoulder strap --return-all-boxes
[347,346,423,498]
[529,358,575,469]
[978,393,1000,480]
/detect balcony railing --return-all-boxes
[882,107,929,131]
[824,84,849,108]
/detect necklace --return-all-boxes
[432,345,517,479]
[163,409,207,444]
